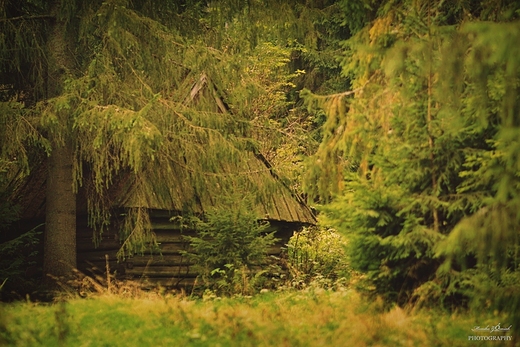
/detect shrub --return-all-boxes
[286,226,351,288]
[180,200,278,296]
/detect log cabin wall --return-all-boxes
[124,213,199,288]
[76,214,123,279]
[76,210,297,289]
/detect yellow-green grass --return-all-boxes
[0,289,515,347]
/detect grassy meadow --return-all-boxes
[1,288,514,347]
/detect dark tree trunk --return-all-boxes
[43,138,77,279]
[42,2,77,282]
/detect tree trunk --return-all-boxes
[43,138,77,279]
[42,2,77,282]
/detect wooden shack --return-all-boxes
[10,73,316,289]
[74,148,316,288]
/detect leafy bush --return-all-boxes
[286,226,351,288]
[180,201,278,296]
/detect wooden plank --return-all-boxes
[134,277,197,288]
[76,241,286,261]
[76,232,120,241]
[76,234,119,243]
[159,240,278,255]
[77,260,125,275]
[77,250,119,262]
[125,266,198,277]
[76,226,119,237]
[77,240,120,251]
[77,261,121,270]
[151,221,182,230]
[149,210,179,219]
[159,242,192,253]
[78,229,194,242]
[125,254,192,266]
[150,219,197,231]
[154,230,197,242]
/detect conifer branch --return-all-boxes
[306,73,375,100]
[309,86,364,100]
[0,15,54,23]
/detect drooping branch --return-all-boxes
[0,15,55,23]
[309,86,364,100]
[304,73,376,100]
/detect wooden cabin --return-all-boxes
[73,150,315,288]
[12,150,315,289]
[9,73,316,289]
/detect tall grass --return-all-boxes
[1,287,514,347]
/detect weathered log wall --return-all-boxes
[76,212,295,289]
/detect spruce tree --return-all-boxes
[434,20,520,337]
[302,0,520,309]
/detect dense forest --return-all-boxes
[1,0,520,344]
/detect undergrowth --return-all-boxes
[1,279,516,347]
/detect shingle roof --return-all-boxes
[13,73,316,225]
[114,150,315,223]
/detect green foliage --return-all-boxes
[320,172,449,303]
[0,101,49,180]
[0,1,49,100]
[180,198,278,296]
[303,3,453,303]
[0,225,42,300]
[430,20,520,337]
[302,0,520,316]
[286,226,350,287]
